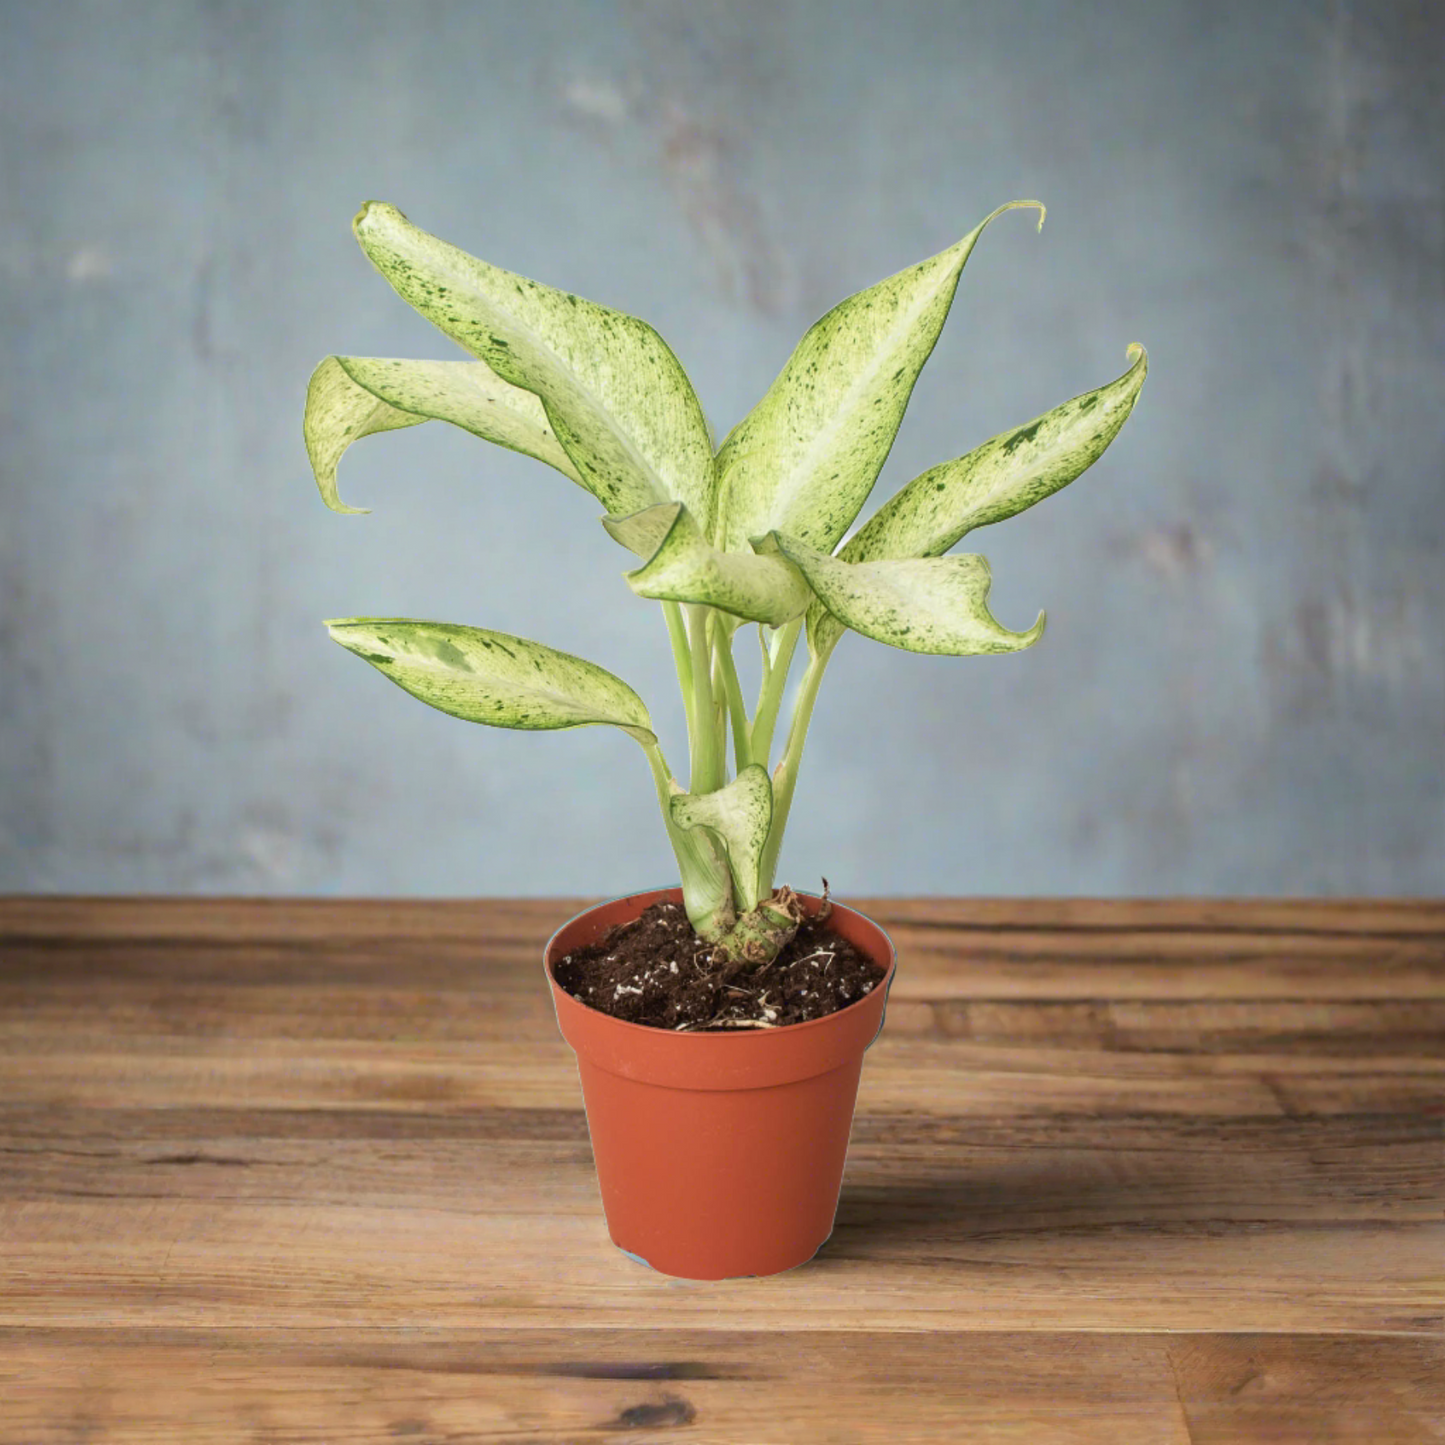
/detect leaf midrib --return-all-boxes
[356,625,643,730]
[451,657,640,728]
[375,222,673,508]
[729,246,963,543]
[873,368,1138,559]
[336,355,515,422]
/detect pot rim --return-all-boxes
[544,882,896,1039]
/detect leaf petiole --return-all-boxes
[713,617,752,773]
[758,635,835,893]
[686,604,723,795]
[750,616,803,771]
[661,599,694,747]
[639,733,731,917]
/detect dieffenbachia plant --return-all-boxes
[305,200,1147,966]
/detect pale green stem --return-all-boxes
[749,616,803,772]
[661,600,693,732]
[641,733,678,814]
[686,604,723,795]
[713,615,752,773]
[640,734,731,925]
[709,643,730,779]
[758,640,834,893]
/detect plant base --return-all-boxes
[544,885,896,1280]
[550,890,886,1031]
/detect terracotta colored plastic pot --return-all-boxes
[544,885,896,1280]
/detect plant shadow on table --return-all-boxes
[820,1137,1339,1261]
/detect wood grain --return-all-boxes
[1,897,1441,1442]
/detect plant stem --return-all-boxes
[661,600,693,729]
[758,637,835,893]
[709,638,729,779]
[713,615,752,773]
[640,734,732,929]
[641,733,678,812]
[750,616,803,771]
[686,603,723,795]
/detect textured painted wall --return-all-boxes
[2,0,1441,897]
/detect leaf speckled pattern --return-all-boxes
[323,618,655,744]
[303,356,585,515]
[670,765,774,912]
[713,201,1045,556]
[850,344,1147,562]
[352,203,715,525]
[603,503,814,626]
[808,344,1148,656]
[763,535,1045,658]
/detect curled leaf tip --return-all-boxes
[1126,342,1147,364]
[353,200,403,235]
[994,199,1046,232]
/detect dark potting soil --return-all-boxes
[551,896,888,1032]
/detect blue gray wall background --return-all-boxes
[2,0,1441,897]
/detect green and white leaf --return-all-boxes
[808,343,1148,656]
[304,355,585,515]
[846,343,1148,563]
[603,503,813,627]
[713,200,1045,556]
[352,202,714,526]
[601,501,685,561]
[669,764,773,913]
[324,618,655,743]
[762,534,1044,657]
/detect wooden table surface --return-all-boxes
[1,897,1441,1443]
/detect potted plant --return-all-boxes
[304,199,1146,1279]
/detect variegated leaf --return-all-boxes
[762,535,1044,657]
[714,200,1045,555]
[808,344,1147,655]
[669,764,773,913]
[304,355,585,515]
[600,501,685,561]
[603,503,813,627]
[847,344,1148,562]
[352,202,714,525]
[324,618,655,743]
